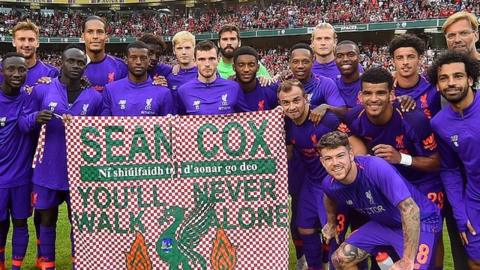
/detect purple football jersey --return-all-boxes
[431,92,480,233]
[302,75,346,108]
[0,90,33,188]
[335,77,362,108]
[102,77,174,116]
[312,60,364,80]
[167,66,198,114]
[395,76,441,119]
[20,78,103,190]
[84,54,128,92]
[150,63,173,79]
[322,156,441,231]
[241,80,278,111]
[286,111,340,185]
[177,77,250,115]
[344,104,440,187]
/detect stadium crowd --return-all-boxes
[0,5,480,270]
[0,0,479,37]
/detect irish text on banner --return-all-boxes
[65,109,289,269]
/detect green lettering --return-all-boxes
[248,120,271,156]
[114,212,128,234]
[93,187,111,209]
[221,207,237,230]
[238,207,255,229]
[197,123,219,158]
[129,211,145,233]
[106,125,126,163]
[193,182,210,203]
[80,127,102,163]
[78,187,91,208]
[260,178,277,200]
[97,212,113,232]
[222,122,246,157]
[154,125,172,159]
[275,204,289,228]
[257,206,273,227]
[210,180,225,203]
[137,186,150,208]
[74,212,95,233]
[128,126,152,161]
[113,187,128,209]
[244,179,259,202]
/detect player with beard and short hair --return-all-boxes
[428,52,480,270]
[102,41,174,116]
[318,131,442,270]
[177,40,250,115]
[138,33,172,79]
[310,23,363,80]
[167,31,198,114]
[82,15,127,91]
[0,20,59,93]
[0,53,33,270]
[233,46,278,111]
[20,46,103,270]
[389,34,441,118]
[216,25,271,79]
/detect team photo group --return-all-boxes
[0,5,480,270]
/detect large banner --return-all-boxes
[65,109,289,269]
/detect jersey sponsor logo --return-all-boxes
[80,104,90,116]
[357,205,386,215]
[193,100,201,110]
[307,93,313,104]
[346,199,353,205]
[119,100,127,110]
[422,133,437,151]
[48,101,58,111]
[365,190,375,205]
[0,117,6,127]
[450,135,459,147]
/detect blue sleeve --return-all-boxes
[267,84,279,109]
[92,91,103,116]
[49,67,59,78]
[18,85,44,132]
[435,131,467,231]
[118,61,128,80]
[320,111,341,131]
[101,86,112,116]
[369,157,411,207]
[322,77,346,107]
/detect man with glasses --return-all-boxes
[443,11,480,61]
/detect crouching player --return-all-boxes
[318,131,442,270]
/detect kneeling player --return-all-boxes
[318,131,442,270]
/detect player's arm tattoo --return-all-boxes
[398,197,420,262]
[331,242,369,270]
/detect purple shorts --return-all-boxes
[0,184,32,220]
[32,184,70,210]
[415,181,445,212]
[296,179,326,229]
[345,221,441,269]
[465,203,480,261]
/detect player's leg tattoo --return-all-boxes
[331,242,369,270]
